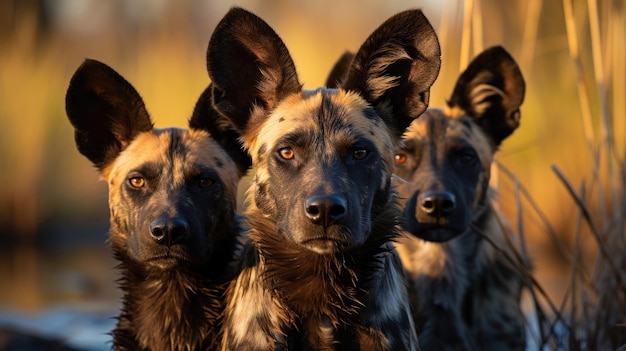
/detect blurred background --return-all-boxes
[0,0,623,349]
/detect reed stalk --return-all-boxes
[520,0,542,75]
[551,2,626,347]
[459,0,474,72]
[471,0,483,56]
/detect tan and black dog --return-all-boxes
[392,46,530,351]
[65,60,250,351]
[206,7,441,350]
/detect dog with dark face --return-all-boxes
[206,7,441,350]
[65,60,250,351]
[392,46,530,351]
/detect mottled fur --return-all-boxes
[392,46,530,350]
[65,60,249,351]
[206,8,441,350]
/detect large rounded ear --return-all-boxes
[65,59,153,174]
[325,51,355,89]
[206,7,301,139]
[447,46,525,146]
[188,85,252,178]
[342,9,441,139]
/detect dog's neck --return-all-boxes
[112,227,239,351]
[125,268,223,350]
[252,230,385,320]
[245,205,398,347]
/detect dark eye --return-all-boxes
[278,147,295,160]
[394,153,407,165]
[457,151,477,165]
[199,178,213,188]
[353,149,368,160]
[128,177,145,188]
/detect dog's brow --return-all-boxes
[447,120,476,141]
[277,129,311,148]
[275,127,368,159]
[335,132,371,151]
[399,139,417,151]
[129,162,161,179]
[186,164,219,178]
[448,137,473,149]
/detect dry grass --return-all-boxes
[456,0,626,349]
[492,159,626,350]
[549,0,626,348]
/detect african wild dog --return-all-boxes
[65,60,250,351]
[205,7,441,350]
[391,46,530,350]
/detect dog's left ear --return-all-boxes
[188,85,252,178]
[448,46,525,146]
[341,9,441,139]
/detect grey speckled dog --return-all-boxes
[393,46,530,351]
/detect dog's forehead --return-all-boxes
[403,108,493,163]
[440,111,492,160]
[108,128,239,195]
[403,108,489,147]
[251,89,392,157]
[118,128,231,166]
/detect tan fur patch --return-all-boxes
[402,111,431,140]
[225,265,286,348]
[443,105,466,119]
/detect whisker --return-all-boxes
[391,174,414,186]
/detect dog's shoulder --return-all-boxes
[221,239,292,350]
[360,244,420,350]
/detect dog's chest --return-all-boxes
[267,259,367,324]
[260,252,374,349]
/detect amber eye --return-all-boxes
[353,149,368,160]
[394,153,407,165]
[129,177,145,188]
[279,147,295,160]
[199,178,213,188]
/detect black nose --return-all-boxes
[419,191,456,218]
[149,218,189,246]
[304,195,347,227]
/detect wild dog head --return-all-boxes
[65,59,250,271]
[207,7,441,255]
[393,46,525,242]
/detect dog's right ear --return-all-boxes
[65,59,153,174]
[447,46,525,146]
[188,85,252,178]
[325,51,355,89]
[207,7,301,142]
[341,9,441,140]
